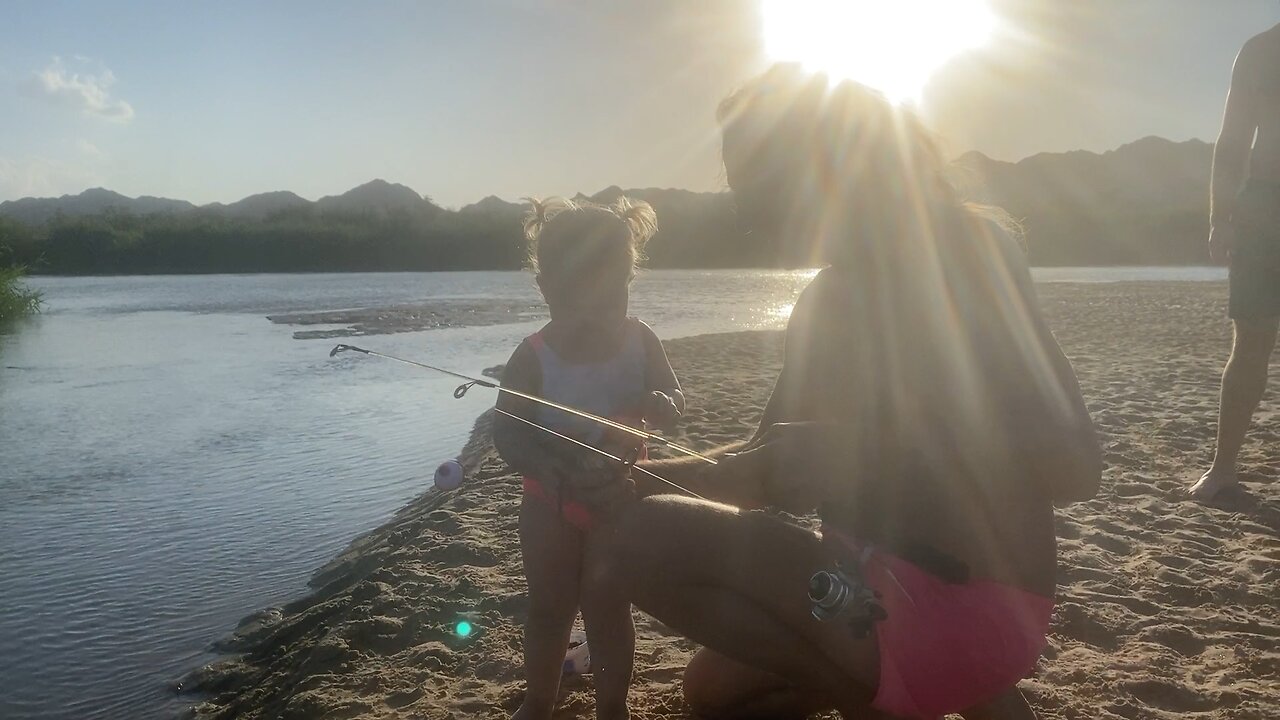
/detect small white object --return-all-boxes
[563,629,591,674]
[434,460,465,490]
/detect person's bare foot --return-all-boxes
[511,698,553,720]
[595,701,630,720]
[1188,467,1237,500]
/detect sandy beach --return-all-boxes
[182,281,1278,720]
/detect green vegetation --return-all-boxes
[1,218,43,322]
[0,188,765,275]
[0,265,42,322]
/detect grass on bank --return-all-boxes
[0,265,42,323]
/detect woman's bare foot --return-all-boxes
[1188,467,1237,500]
[511,697,554,720]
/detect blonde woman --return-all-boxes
[603,66,1101,720]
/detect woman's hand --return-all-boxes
[643,390,682,433]
[715,422,853,513]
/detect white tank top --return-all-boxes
[526,318,647,453]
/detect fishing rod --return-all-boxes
[494,408,708,501]
[329,344,718,465]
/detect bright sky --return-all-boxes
[2,0,1277,207]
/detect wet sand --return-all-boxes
[267,301,545,339]
[185,281,1278,720]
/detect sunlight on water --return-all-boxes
[769,302,796,320]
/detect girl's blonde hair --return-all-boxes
[521,196,658,278]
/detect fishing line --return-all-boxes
[330,343,717,465]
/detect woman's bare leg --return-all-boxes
[604,496,882,717]
[682,648,835,720]
[513,496,583,720]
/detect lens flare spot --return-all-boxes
[455,621,474,637]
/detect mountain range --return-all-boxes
[0,136,1216,268]
[0,179,444,226]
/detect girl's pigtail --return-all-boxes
[610,197,658,254]
[520,197,549,272]
[522,197,551,243]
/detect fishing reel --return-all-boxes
[808,561,887,638]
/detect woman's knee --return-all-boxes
[682,650,738,718]
[682,649,809,720]
[610,496,696,562]
[585,496,701,599]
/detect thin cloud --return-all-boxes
[28,56,135,123]
[77,139,104,158]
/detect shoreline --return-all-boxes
[179,330,785,719]
[181,282,1277,720]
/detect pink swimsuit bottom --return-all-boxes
[523,475,597,531]
[826,529,1054,719]
[523,432,646,533]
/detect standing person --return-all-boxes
[591,65,1101,720]
[493,197,685,720]
[1191,24,1280,500]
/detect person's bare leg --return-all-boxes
[513,496,583,720]
[604,496,882,717]
[682,648,835,720]
[1192,317,1279,499]
[962,687,1039,720]
[581,528,634,720]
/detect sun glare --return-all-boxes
[761,0,997,103]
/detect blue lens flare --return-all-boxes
[455,621,473,637]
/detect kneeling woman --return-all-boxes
[605,66,1102,720]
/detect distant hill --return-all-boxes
[206,191,312,220]
[956,136,1213,264]
[458,195,525,216]
[0,179,441,226]
[0,136,1218,273]
[585,185,747,267]
[315,179,442,219]
[0,188,196,225]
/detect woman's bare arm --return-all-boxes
[632,278,827,503]
[995,233,1104,505]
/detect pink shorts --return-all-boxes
[827,531,1054,719]
[523,476,596,531]
[522,434,646,532]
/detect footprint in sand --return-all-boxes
[1122,679,1229,713]
[1083,531,1133,556]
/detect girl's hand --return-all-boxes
[716,422,851,513]
[643,390,682,433]
[562,457,636,518]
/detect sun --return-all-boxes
[761,0,997,103]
